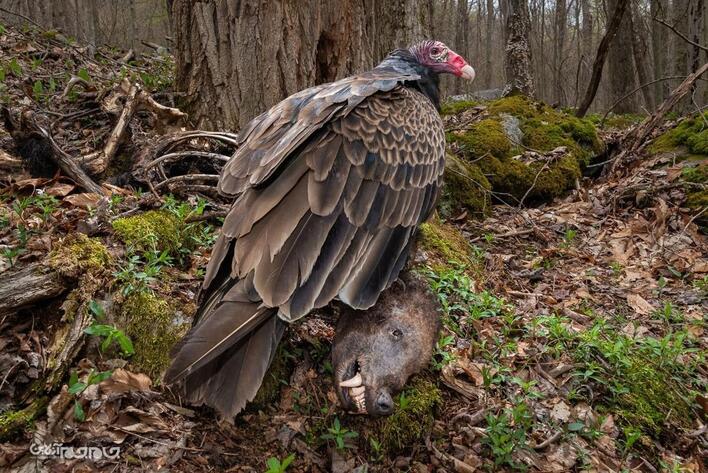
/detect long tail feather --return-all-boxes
[165,276,285,418]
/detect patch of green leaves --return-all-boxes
[264,454,295,473]
[67,369,113,421]
[320,417,358,451]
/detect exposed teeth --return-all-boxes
[340,372,362,387]
[350,386,365,396]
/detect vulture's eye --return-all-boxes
[391,329,403,339]
[430,46,447,62]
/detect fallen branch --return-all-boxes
[625,62,708,153]
[83,83,140,175]
[653,16,708,52]
[1,108,105,194]
[0,263,68,315]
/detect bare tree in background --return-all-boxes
[171,0,432,130]
[576,0,630,116]
[608,0,638,113]
[552,0,566,104]
[504,0,536,96]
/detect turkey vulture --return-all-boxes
[165,40,475,418]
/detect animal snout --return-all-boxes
[373,391,394,416]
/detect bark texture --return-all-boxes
[172,0,432,131]
[504,0,536,97]
[608,0,637,113]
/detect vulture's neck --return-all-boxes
[376,51,441,110]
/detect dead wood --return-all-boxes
[0,263,68,315]
[625,62,708,152]
[1,107,105,194]
[81,82,140,175]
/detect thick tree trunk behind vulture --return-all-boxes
[171,0,433,131]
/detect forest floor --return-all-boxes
[0,24,706,473]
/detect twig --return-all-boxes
[532,430,562,450]
[683,206,707,232]
[61,75,92,99]
[469,229,533,243]
[154,174,220,190]
[145,151,230,171]
[653,17,708,52]
[600,76,706,126]
[0,6,43,28]
[519,161,550,208]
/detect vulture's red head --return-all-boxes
[410,40,476,81]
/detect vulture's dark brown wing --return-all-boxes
[208,83,445,320]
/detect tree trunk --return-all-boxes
[485,0,495,87]
[607,0,637,113]
[579,0,593,104]
[576,0,630,117]
[552,0,566,104]
[172,0,432,131]
[504,0,535,97]
[629,2,654,111]
[651,0,669,102]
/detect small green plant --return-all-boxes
[369,437,384,462]
[264,453,295,473]
[560,228,577,249]
[84,300,135,357]
[320,417,358,451]
[1,247,23,267]
[483,402,533,469]
[693,276,708,295]
[610,261,623,276]
[431,334,456,370]
[67,369,113,421]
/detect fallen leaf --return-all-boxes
[550,401,571,422]
[626,293,654,315]
[100,368,152,394]
[64,192,102,209]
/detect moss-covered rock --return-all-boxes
[441,99,480,115]
[112,210,187,255]
[649,112,708,156]
[376,378,441,452]
[417,218,472,270]
[445,95,601,208]
[440,153,492,218]
[48,233,112,278]
[448,118,513,159]
[118,291,187,381]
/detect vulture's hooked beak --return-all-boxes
[449,52,476,81]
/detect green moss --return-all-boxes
[449,119,513,159]
[441,99,479,115]
[119,291,187,381]
[649,113,708,156]
[418,218,472,269]
[48,233,112,277]
[440,153,492,218]
[610,358,694,437]
[377,378,441,452]
[477,154,581,204]
[0,398,47,441]
[486,95,541,119]
[587,113,644,130]
[112,210,187,255]
[444,95,600,206]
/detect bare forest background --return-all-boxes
[1,0,706,126]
